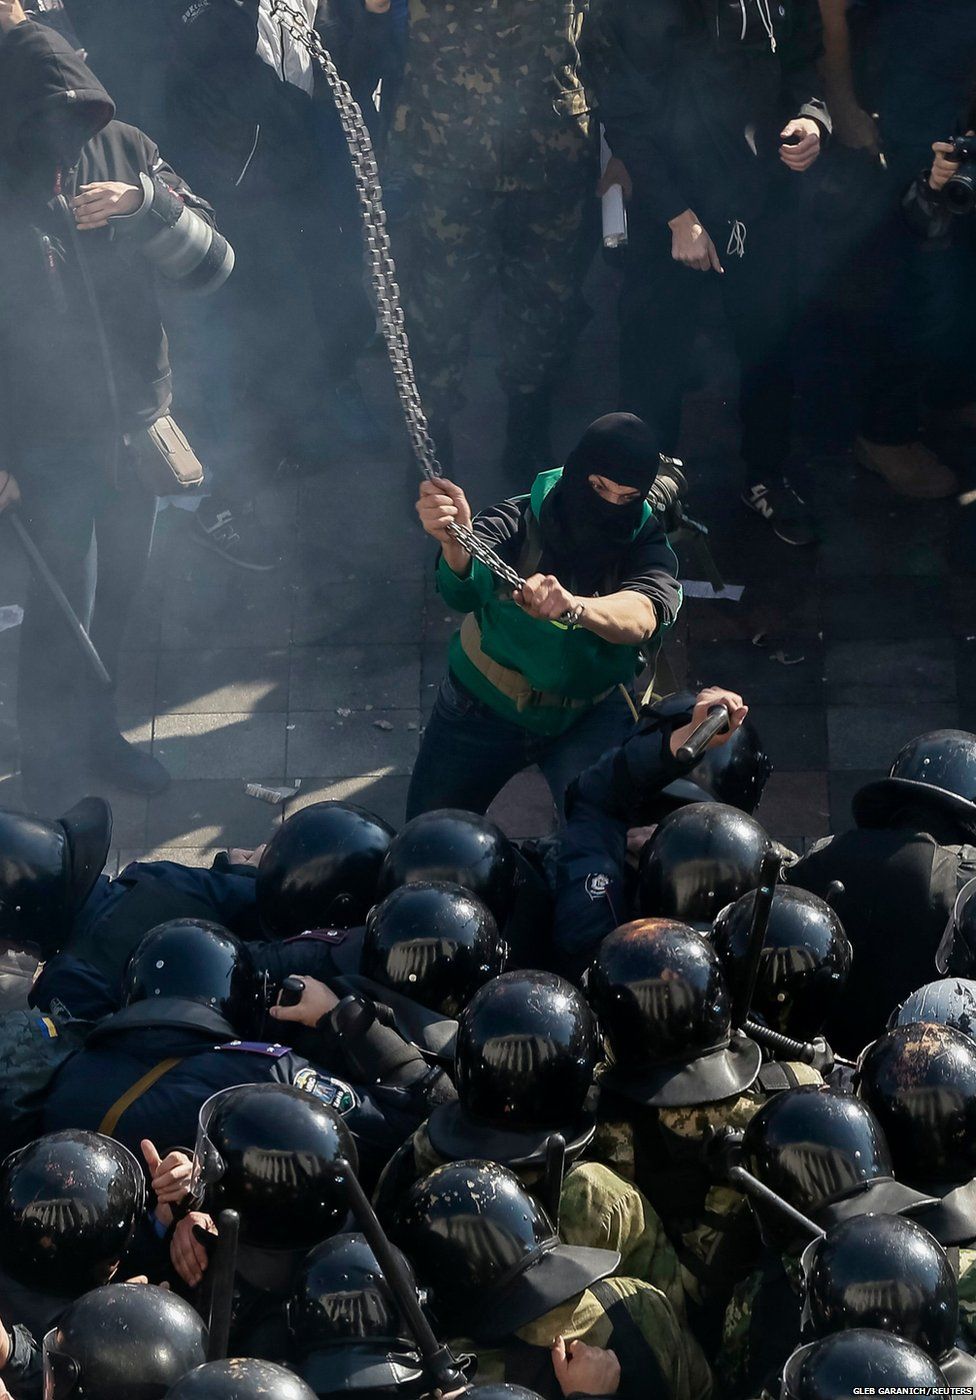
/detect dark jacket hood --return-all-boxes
[0,19,114,176]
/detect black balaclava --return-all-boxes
[540,414,661,577]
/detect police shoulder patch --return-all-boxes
[585,872,612,901]
[214,1040,292,1058]
[293,1067,357,1115]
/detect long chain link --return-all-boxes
[270,1,537,598]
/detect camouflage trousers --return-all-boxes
[399,176,593,417]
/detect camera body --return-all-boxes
[945,134,976,216]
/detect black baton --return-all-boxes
[731,850,782,1030]
[729,1165,825,1240]
[205,1209,240,1362]
[675,704,731,763]
[7,513,112,688]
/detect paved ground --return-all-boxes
[1,260,974,869]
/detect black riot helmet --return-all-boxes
[781,1331,947,1400]
[362,881,506,1016]
[588,918,761,1108]
[257,801,396,937]
[801,1215,957,1361]
[852,730,976,838]
[192,1083,357,1251]
[712,886,852,1040]
[856,1022,976,1192]
[641,691,772,815]
[121,920,262,1033]
[165,1361,318,1399]
[741,1086,933,1250]
[287,1232,426,1399]
[377,810,518,927]
[0,1130,145,1296]
[0,797,111,955]
[936,878,976,979]
[636,802,775,927]
[890,975,976,1040]
[391,1160,618,1343]
[42,1283,208,1400]
[426,971,600,1165]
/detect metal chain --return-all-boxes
[270,1,540,601]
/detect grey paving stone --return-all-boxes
[114,650,159,715]
[825,639,956,706]
[684,588,822,645]
[291,579,424,646]
[819,507,950,578]
[118,846,215,869]
[160,564,295,649]
[826,704,959,771]
[823,578,950,641]
[686,638,824,705]
[289,645,421,711]
[828,769,886,833]
[146,779,283,850]
[488,769,556,840]
[95,792,149,847]
[295,515,429,581]
[750,704,828,771]
[284,774,412,829]
[757,771,830,842]
[153,712,288,781]
[156,648,289,715]
[285,710,421,779]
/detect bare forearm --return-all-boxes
[577,591,658,646]
[441,542,472,578]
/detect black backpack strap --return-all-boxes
[588,1279,669,1400]
[757,1061,801,1093]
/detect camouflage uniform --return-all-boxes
[593,1064,823,1336]
[455,1275,712,1400]
[377,1120,688,1319]
[717,1255,804,1400]
[389,0,596,418]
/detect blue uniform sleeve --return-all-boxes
[553,801,629,975]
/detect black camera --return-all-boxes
[944,135,976,217]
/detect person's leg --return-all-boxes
[535,688,635,823]
[616,202,702,456]
[399,182,498,467]
[15,445,104,810]
[495,178,591,477]
[405,676,529,819]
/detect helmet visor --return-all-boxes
[42,1331,81,1400]
[189,1085,236,1202]
[936,877,976,975]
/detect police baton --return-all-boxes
[731,851,782,1030]
[674,703,731,764]
[743,1019,856,1072]
[728,1165,825,1242]
[7,512,112,688]
[205,1208,240,1362]
[542,1133,567,1228]
[335,1158,468,1397]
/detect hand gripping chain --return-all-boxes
[270,1,568,611]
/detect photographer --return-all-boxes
[0,2,232,810]
[585,0,830,546]
[407,414,682,821]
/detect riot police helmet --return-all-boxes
[802,1214,957,1361]
[42,1283,208,1399]
[257,801,396,937]
[781,1330,946,1400]
[852,730,976,838]
[588,917,761,1107]
[0,797,112,954]
[642,690,772,815]
[636,802,775,927]
[165,1361,317,1399]
[192,1082,357,1251]
[287,1232,426,1398]
[712,886,852,1040]
[856,1021,976,1192]
[376,810,518,926]
[121,920,262,1033]
[0,1130,145,1295]
[426,970,600,1164]
[391,1160,618,1343]
[742,1086,933,1249]
[362,881,506,1016]
[890,974,976,1040]
[936,878,976,979]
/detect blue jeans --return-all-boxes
[406,674,634,823]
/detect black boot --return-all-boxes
[89,729,170,796]
[498,387,556,483]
